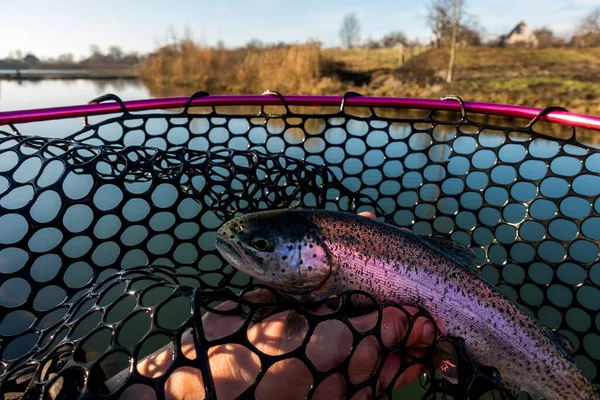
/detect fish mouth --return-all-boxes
[215,232,265,277]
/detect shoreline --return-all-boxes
[0,69,138,81]
[0,76,139,80]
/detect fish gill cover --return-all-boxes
[0,92,598,399]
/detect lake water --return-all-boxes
[0,79,149,135]
[0,79,148,112]
[1,78,599,397]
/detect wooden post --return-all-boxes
[397,43,404,66]
[446,0,461,83]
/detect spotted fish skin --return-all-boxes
[215,209,598,400]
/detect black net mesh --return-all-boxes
[0,93,599,399]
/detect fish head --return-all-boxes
[216,210,337,301]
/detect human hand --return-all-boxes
[113,211,444,400]
[115,293,444,400]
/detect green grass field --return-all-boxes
[327,46,600,115]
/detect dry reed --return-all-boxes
[139,41,338,94]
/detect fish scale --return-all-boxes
[215,209,598,400]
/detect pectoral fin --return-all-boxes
[283,310,308,340]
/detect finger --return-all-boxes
[348,309,379,333]
[394,363,427,389]
[407,316,436,348]
[346,308,423,387]
[346,308,436,394]
[378,335,429,393]
[306,319,353,371]
[349,307,435,349]
[351,387,373,400]
[202,303,246,341]
[380,307,409,348]
[177,300,246,361]
[255,358,313,400]
[313,374,347,400]
[164,367,205,400]
[164,345,262,400]
[348,335,380,384]
[378,353,427,393]
[208,344,261,399]
[401,306,447,344]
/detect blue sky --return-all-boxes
[1,0,597,60]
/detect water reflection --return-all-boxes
[92,79,143,93]
[0,79,147,113]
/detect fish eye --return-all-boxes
[251,236,273,252]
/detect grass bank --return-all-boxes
[368,47,600,114]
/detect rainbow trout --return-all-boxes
[215,209,598,400]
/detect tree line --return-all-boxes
[3,3,599,68]
[339,2,600,49]
[2,45,141,67]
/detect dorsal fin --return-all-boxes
[418,235,478,270]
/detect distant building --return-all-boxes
[23,54,41,65]
[499,21,538,47]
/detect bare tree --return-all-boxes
[340,13,361,49]
[89,45,102,56]
[426,0,479,48]
[166,25,179,46]
[533,27,564,48]
[428,0,454,48]
[381,31,409,48]
[459,26,482,46]
[577,7,600,35]
[108,46,123,60]
[364,37,381,49]
[57,53,74,64]
[122,52,140,64]
[246,39,264,50]
[572,8,600,47]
